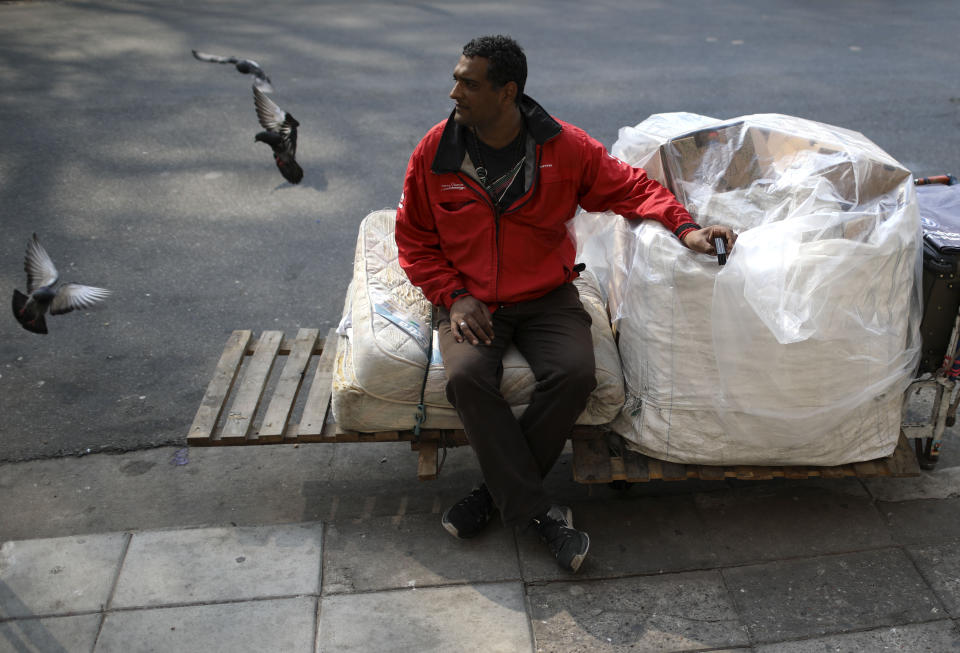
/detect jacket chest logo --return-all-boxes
[441,182,466,192]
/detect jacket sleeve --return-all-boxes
[575,131,701,241]
[395,141,467,310]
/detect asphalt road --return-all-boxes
[1,0,958,462]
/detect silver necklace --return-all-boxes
[470,127,526,207]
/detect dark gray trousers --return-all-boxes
[438,283,597,527]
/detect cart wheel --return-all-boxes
[915,437,941,470]
[608,480,634,491]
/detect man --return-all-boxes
[395,35,736,572]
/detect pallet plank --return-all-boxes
[660,460,689,481]
[257,328,319,442]
[296,414,341,444]
[852,460,883,478]
[886,431,921,477]
[187,330,252,444]
[734,466,756,480]
[748,466,775,480]
[448,430,470,447]
[622,448,650,482]
[609,457,626,480]
[647,458,663,480]
[819,465,851,479]
[783,466,813,479]
[572,437,613,483]
[697,465,726,481]
[222,331,284,442]
[417,441,438,480]
[299,328,339,436]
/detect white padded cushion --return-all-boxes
[332,209,625,432]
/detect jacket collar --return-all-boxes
[431,94,562,174]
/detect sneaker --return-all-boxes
[531,505,590,573]
[442,484,496,539]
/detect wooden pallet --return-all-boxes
[188,329,921,481]
[186,328,470,479]
[572,430,920,482]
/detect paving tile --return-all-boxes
[754,619,960,652]
[909,544,960,617]
[517,495,717,581]
[95,597,315,653]
[878,497,960,544]
[303,443,487,523]
[694,483,892,565]
[111,523,322,608]
[0,533,128,617]
[528,571,749,652]
[863,465,960,502]
[322,512,519,594]
[724,548,944,644]
[0,614,101,653]
[318,582,531,652]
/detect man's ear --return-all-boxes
[501,81,518,106]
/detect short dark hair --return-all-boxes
[462,35,527,102]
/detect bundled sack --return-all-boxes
[574,113,922,466]
[916,182,960,373]
[332,209,625,432]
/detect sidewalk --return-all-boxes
[2,438,960,652]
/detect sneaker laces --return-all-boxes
[532,506,588,571]
[537,518,576,553]
[455,485,493,522]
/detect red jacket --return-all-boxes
[395,96,699,311]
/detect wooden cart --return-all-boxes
[187,328,923,482]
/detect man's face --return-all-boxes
[449,55,509,128]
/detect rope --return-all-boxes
[413,305,435,440]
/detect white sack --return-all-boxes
[332,209,625,432]
[574,113,922,465]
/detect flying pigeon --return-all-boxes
[253,86,303,184]
[11,234,110,335]
[191,49,275,93]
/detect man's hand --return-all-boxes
[682,225,738,256]
[450,295,494,345]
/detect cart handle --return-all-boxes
[915,174,958,186]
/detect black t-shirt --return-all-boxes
[469,126,526,211]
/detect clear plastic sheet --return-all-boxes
[918,183,960,253]
[573,113,923,465]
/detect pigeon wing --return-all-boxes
[253,86,286,131]
[279,116,298,156]
[192,50,238,64]
[24,234,58,293]
[252,75,275,94]
[50,284,111,315]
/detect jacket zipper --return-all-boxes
[456,172,501,303]
[455,143,545,307]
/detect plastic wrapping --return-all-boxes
[918,183,960,253]
[573,113,922,465]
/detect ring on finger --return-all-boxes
[459,321,468,328]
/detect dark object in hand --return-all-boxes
[714,236,727,266]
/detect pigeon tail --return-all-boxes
[278,159,304,184]
[11,288,26,315]
[12,290,48,335]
